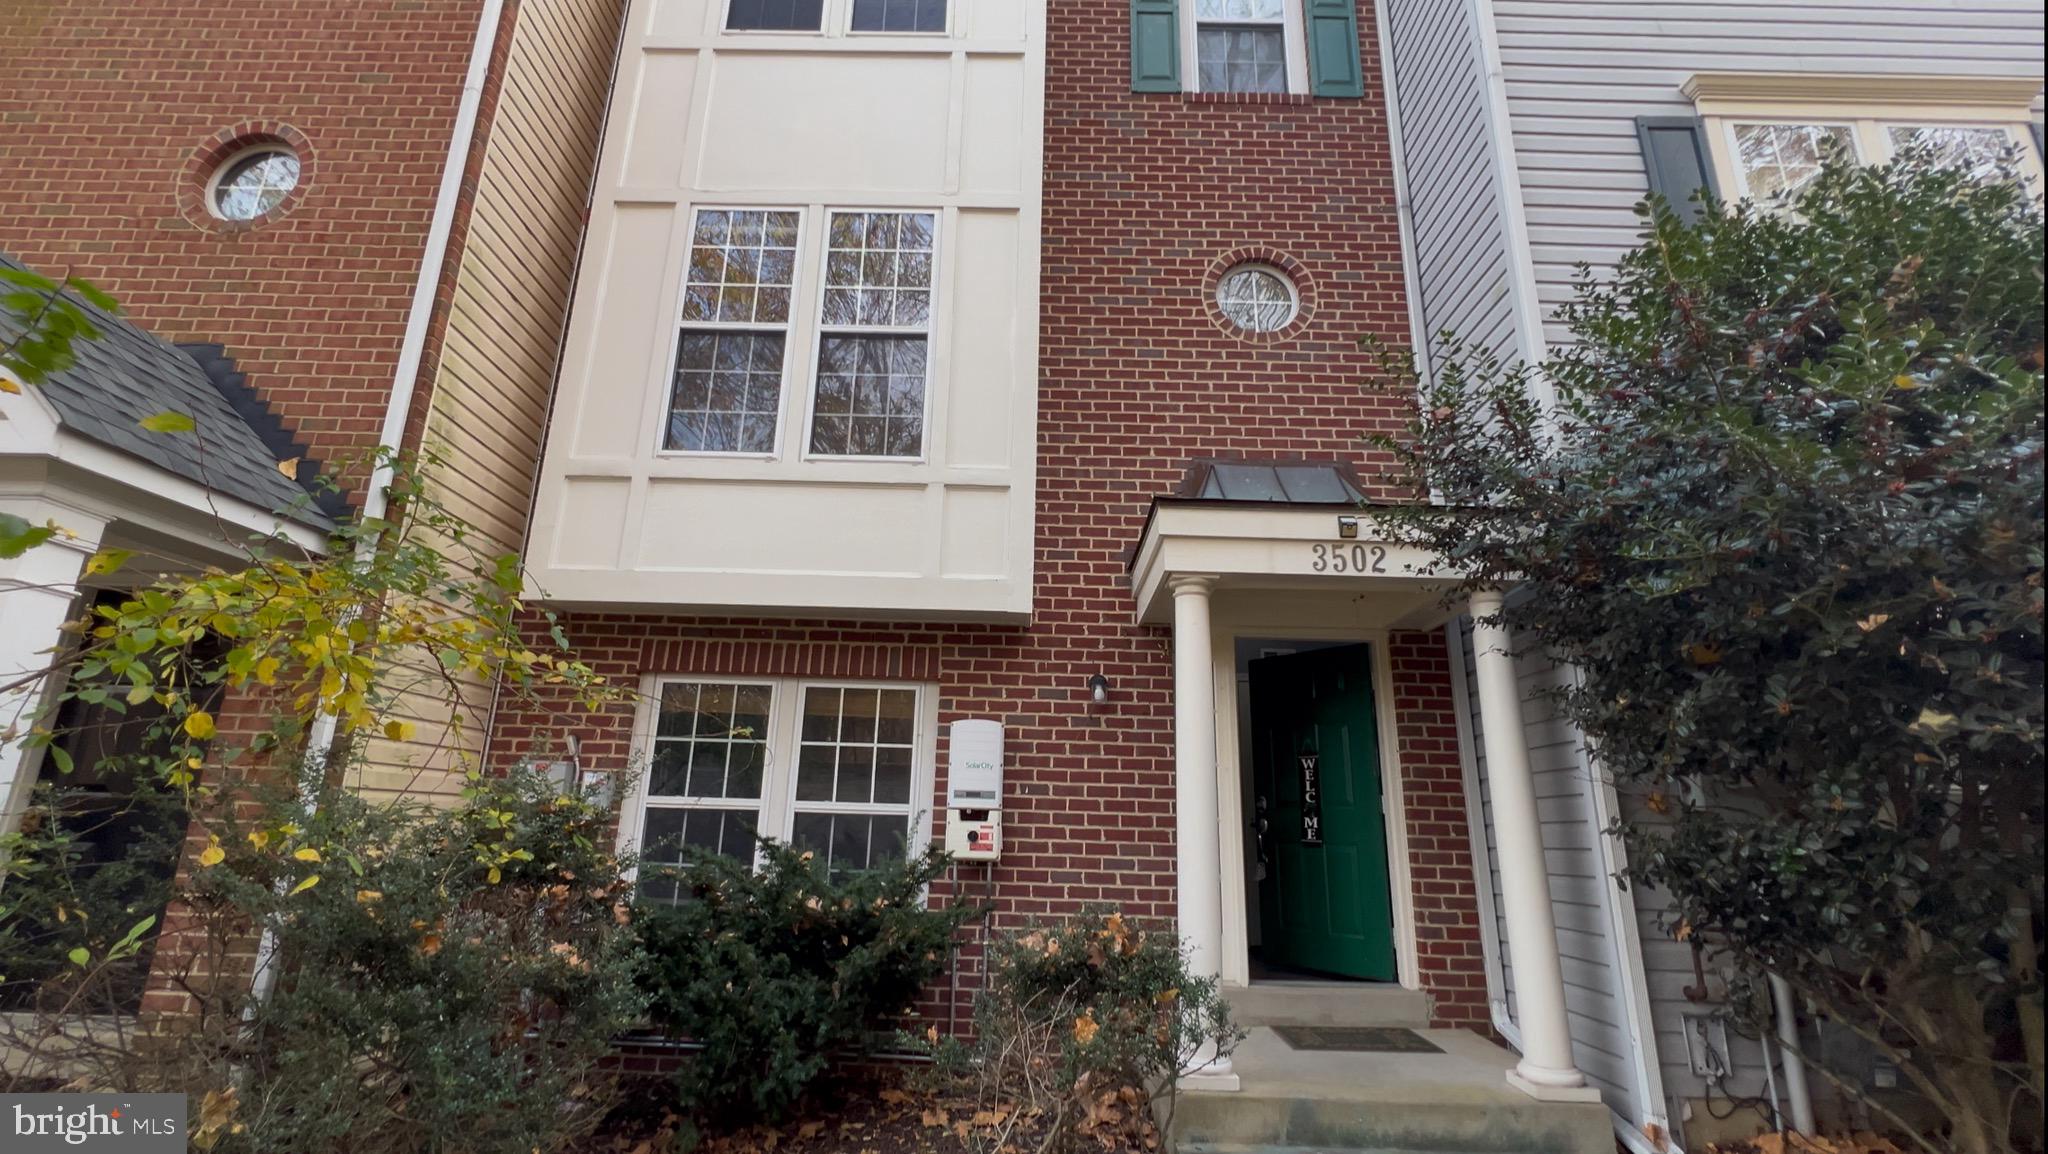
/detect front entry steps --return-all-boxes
[1170,1028,1613,1154]
[1223,981,1432,1029]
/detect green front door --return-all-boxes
[1249,645,1398,980]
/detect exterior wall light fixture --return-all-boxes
[1088,674,1111,704]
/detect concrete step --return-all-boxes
[1169,1029,1613,1154]
[1223,982,1432,1029]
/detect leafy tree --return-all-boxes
[1372,156,2042,1153]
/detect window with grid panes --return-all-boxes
[633,681,775,903]
[627,679,929,899]
[667,209,801,454]
[1194,0,1288,94]
[726,0,824,30]
[791,686,918,878]
[851,0,946,32]
[809,211,936,458]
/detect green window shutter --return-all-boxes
[1305,0,1364,98]
[1635,116,1721,223]
[1131,0,1181,93]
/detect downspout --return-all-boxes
[1771,973,1817,1134]
[247,0,508,1007]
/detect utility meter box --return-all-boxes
[944,720,1004,861]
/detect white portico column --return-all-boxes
[0,500,106,831]
[1468,589,1591,1099]
[1170,573,1235,1088]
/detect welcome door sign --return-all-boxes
[1297,749,1324,847]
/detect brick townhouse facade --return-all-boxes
[489,0,1499,1067]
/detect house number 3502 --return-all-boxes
[1310,543,1388,574]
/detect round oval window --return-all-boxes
[211,149,301,221]
[1217,265,1298,333]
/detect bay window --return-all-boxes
[625,677,934,900]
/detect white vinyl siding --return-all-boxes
[1489,0,2047,348]
[1382,0,1525,377]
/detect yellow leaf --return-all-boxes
[248,831,270,850]
[198,842,226,869]
[1856,614,1891,633]
[383,720,414,742]
[139,410,197,434]
[183,711,217,740]
[84,548,133,577]
[1685,643,1723,667]
[277,457,301,479]
[1073,1010,1100,1045]
[487,866,502,885]
[292,847,322,863]
[1892,374,1919,390]
[0,376,20,394]
[254,657,281,685]
[289,874,321,896]
[355,890,383,904]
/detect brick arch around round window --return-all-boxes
[1201,246,1317,343]
[178,122,315,233]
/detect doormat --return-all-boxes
[1270,1025,1442,1053]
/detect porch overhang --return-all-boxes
[1127,498,1459,628]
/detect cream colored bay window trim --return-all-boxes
[1685,72,2047,200]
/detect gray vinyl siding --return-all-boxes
[1383,0,1524,374]
[1490,0,2048,347]
[1456,623,1639,1122]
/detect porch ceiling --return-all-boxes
[1127,499,1460,628]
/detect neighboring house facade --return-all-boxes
[0,0,626,796]
[1379,0,2046,1148]
[0,0,625,1009]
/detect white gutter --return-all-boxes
[248,0,507,1008]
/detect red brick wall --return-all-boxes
[0,0,486,476]
[490,3,1488,1029]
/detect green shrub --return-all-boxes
[913,910,1243,1153]
[184,767,646,1154]
[634,839,979,1120]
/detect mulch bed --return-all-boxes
[575,1072,1061,1154]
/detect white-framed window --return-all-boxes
[1216,263,1299,332]
[209,146,300,221]
[1718,116,2042,202]
[665,208,803,456]
[725,0,826,31]
[804,210,938,459]
[848,0,947,34]
[622,676,936,900]
[1183,0,1308,95]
